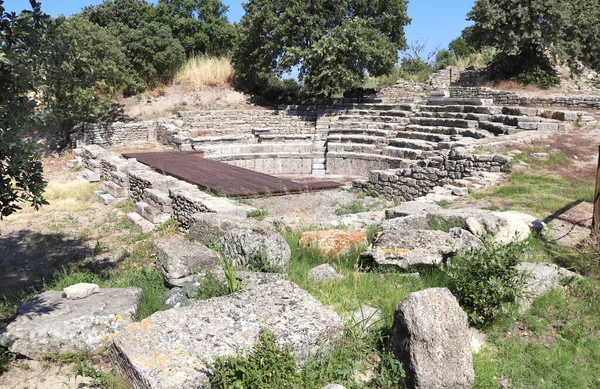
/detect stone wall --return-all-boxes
[77,121,158,146]
[78,145,251,230]
[450,87,600,109]
[427,67,490,90]
[354,150,511,201]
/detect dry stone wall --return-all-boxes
[78,145,250,230]
[77,121,158,147]
[450,87,600,109]
[354,150,511,201]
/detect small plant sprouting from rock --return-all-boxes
[335,200,374,215]
[444,239,528,328]
[209,329,301,388]
[219,257,242,294]
[247,207,268,221]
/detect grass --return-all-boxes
[470,172,594,219]
[174,56,235,90]
[247,207,268,221]
[5,180,99,223]
[335,200,378,216]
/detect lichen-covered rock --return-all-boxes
[0,288,140,360]
[360,229,452,271]
[308,264,345,283]
[391,288,474,389]
[111,281,343,388]
[517,262,582,312]
[299,230,367,255]
[155,241,220,287]
[219,228,291,271]
[188,213,256,244]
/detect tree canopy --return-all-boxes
[464,0,600,86]
[233,0,411,98]
[0,0,47,217]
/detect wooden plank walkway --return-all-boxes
[121,151,341,198]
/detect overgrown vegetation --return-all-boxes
[233,0,410,99]
[445,240,528,328]
[174,56,234,90]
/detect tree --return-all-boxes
[0,0,47,217]
[40,15,138,146]
[82,0,154,29]
[154,0,238,57]
[109,21,186,86]
[233,0,411,98]
[463,0,571,87]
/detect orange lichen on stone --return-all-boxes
[299,230,367,255]
[379,247,410,255]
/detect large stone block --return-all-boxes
[391,288,474,389]
[111,281,343,388]
[155,241,220,287]
[0,288,140,360]
[219,228,291,271]
[188,213,256,244]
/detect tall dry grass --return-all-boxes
[174,57,235,90]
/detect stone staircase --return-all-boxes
[161,92,580,178]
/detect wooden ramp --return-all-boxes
[121,151,341,198]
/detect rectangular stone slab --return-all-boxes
[111,280,343,389]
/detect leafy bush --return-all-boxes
[210,329,302,388]
[488,52,560,89]
[444,240,528,327]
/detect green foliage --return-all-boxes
[154,0,238,57]
[335,200,375,215]
[219,257,242,294]
[193,272,230,300]
[0,0,48,217]
[210,329,302,388]
[82,0,154,29]
[246,207,268,221]
[0,347,16,374]
[449,37,473,58]
[465,0,600,82]
[233,0,410,98]
[487,52,560,89]
[444,240,528,328]
[117,22,185,86]
[40,15,138,147]
[426,214,457,233]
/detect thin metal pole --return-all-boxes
[593,145,600,234]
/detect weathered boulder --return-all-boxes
[111,281,343,388]
[219,227,291,271]
[308,264,345,283]
[299,230,367,255]
[0,288,140,360]
[63,283,100,300]
[188,213,256,244]
[391,288,474,389]
[448,228,484,252]
[164,270,289,309]
[385,201,441,220]
[360,229,452,271]
[425,208,532,243]
[155,241,220,287]
[517,262,582,312]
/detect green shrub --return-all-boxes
[488,52,560,89]
[209,329,301,388]
[247,207,268,221]
[444,240,528,327]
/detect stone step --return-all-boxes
[327,128,391,137]
[395,131,450,143]
[388,138,437,151]
[127,212,155,233]
[381,146,425,160]
[103,181,127,198]
[99,193,116,205]
[409,117,478,129]
[191,135,252,144]
[84,169,100,182]
[328,121,408,130]
[417,104,501,115]
[312,163,326,170]
[258,134,314,143]
[312,169,326,177]
[478,121,523,135]
[327,134,387,144]
[417,111,493,122]
[327,142,380,154]
[427,97,493,106]
[135,201,171,225]
[337,115,411,123]
[312,158,326,164]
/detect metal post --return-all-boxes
[593,145,600,234]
